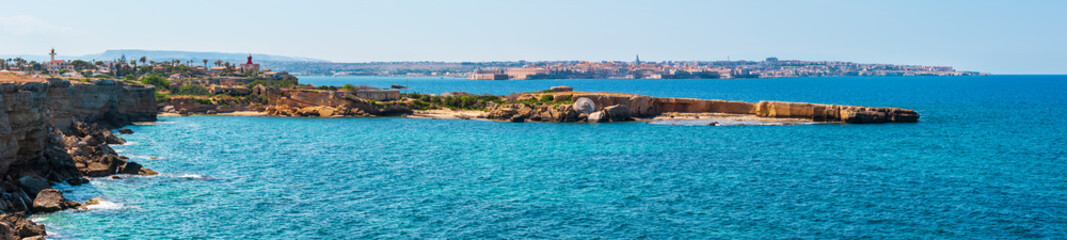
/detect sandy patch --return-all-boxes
[407,109,487,120]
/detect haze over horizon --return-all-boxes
[1,0,1064,74]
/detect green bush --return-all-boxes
[194,98,213,105]
[178,85,211,96]
[141,75,170,90]
[340,84,356,91]
[539,94,554,102]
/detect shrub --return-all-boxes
[141,75,170,89]
[340,84,356,91]
[178,85,211,96]
[539,94,554,102]
[194,98,213,105]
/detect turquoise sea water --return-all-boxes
[37,76,1067,239]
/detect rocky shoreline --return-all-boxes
[1,77,157,239]
[158,86,919,125]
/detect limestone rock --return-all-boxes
[118,128,134,134]
[572,97,596,114]
[587,111,608,123]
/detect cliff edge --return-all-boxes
[0,77,157,239]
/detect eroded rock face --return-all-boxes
[754,101,919,123]
[485,103,586,123]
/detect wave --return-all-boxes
[180,174,211,180]
[84,199,124,210]
[123,155,163,160]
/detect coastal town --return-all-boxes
[3,49,987,80]
[467,56,987,80]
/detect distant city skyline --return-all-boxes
[1,0,1065,74]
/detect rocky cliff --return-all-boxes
[0,78,156,238]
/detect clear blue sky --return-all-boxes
[1,0,1064,74]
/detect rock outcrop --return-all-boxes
[0,212,46,240]
[0,78,157,218]
[264,89,412,117]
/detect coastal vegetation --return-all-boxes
[177,85,211,96]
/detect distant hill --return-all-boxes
[85,49,330,63]
[0,49,330,63]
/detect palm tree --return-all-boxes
[214,60,222,67]
[202,59,208,69]
[139,56,147,65]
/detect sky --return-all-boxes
[0,0,1064,74]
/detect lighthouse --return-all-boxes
[240,54,260,74]
[49,48,56,62]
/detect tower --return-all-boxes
[246,54,253,65]
[635,54,641,65]
[49,48,56,62]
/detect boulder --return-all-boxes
[16,176,50,199]
[119,161,158,175]
[65,177,90,185]
[118,128,134,134]
[604,105,631,122]
[32,189,80,213]
[587,111,608,123]
[572,97,596,114]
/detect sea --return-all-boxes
[36,75,1067,239]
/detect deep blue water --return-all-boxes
[38,76,1067,239]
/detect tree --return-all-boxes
[139,56,147,65]
[202,59,208,69]
[70,60,94,71]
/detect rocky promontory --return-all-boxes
[153,83,918,125]
[1,75,158,239]
[473,87,919,124]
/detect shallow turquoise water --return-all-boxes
[38,76,1067,239]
